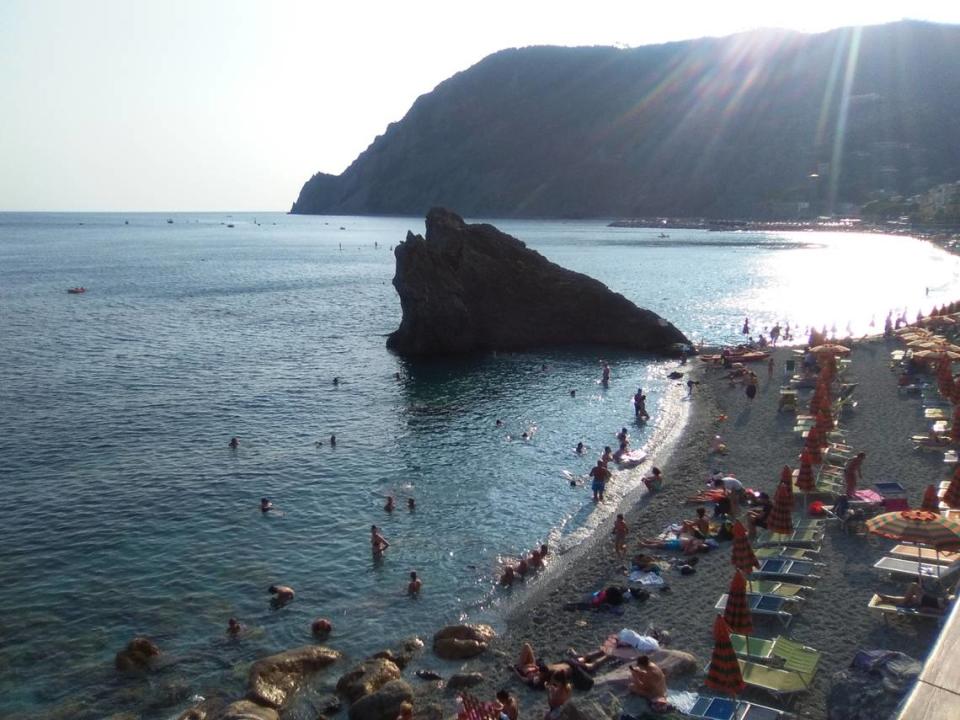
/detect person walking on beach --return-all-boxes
[745,372,758,400]
[589,460,611,502]
[612,513,629,559]
[844,452,866,496]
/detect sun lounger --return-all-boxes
[890,545,960,565]
[755,546,823,562]
[867,594,950,622]
[755,527,823,547]
[738,658,814,697]
[872,556,960,587]
[715,593,800,626]
[751,558,821,582]
[748,579,813,597]
[687,695,789,720]
[730,635,821,677]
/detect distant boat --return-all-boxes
[166,219,174,224]
[658,232,670,239]
[227,224,235,228]
[67,287,86,294]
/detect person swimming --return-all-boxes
[311,617,333,638]
[408,570,422,595]
[330,434,337,447]
[601,446,614,465]
[384,496,395,512]
[616,427,629,443]
[229,437,239,449]
[260,497,273,513]
[268,584,295,605]
[575,442,585,454]
[227,617,245,636]
[407,497,416,511]
[333,377,340,386]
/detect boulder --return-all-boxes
[432,624,496,660]
[387,209,689,356]
[556,698,614,720]
[114,637,161,674]
[446,672,484,690]
[827,651,921,720]
[336,657,403,703]
[246,645,340,709]
[213,700,279,720]
[347,679,413,720]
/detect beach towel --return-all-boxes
[628,570,666,587]
[616,629,661,652]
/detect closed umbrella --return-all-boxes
[779,465,792,487]
[724,570,754,659]
[952,405,960,443]
[705,615,745,696]
[766,482,794,535]
[730,520,759,573]
[796,450,815,492]
[804,425,823,464]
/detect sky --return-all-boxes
[2,1,958,211]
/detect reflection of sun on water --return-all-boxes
[737,232,960,341]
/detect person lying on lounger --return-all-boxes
[878,580,949,610]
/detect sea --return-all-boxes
[2,212,958,719]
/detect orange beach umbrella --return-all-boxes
[705,615,745,696]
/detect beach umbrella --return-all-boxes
[952,408,960,444]
[796,451,815,492]
[804,425,823,464]
[815,407,834,435]
[866,510,960,578]
[920,485,940,512]
[705,615,745,696]
[724,570,754,658]
[766,482,794,535]
[810,343,850,356]
[779,465,792,487]
[944,469,960,509]
[731,520,759,573]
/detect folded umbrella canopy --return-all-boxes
[731,520,759,573]
[766,482,794,536]
[705,615,746,696]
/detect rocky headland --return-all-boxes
[386,208,689,356]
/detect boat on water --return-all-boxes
[66,287,86,294]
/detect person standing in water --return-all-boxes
[634,389,649,420]
[371,525,390,556]
[229,437,239,449]
[384,496,395,512]
[589,460,611,503]
[601,362,611,386]
[407,571,422,595]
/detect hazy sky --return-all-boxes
[2,1,958,211]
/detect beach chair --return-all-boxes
[715,593,800,627]
[890,545,960,566]
[738,658,815,697]
[751,558,821,582]
[748,579,813,597]
[730,635,821,677]
[687,695,788,720]
[867,594,951,622]
[755,546,822,562]
[755,527,823,548]
[873,556,960,586]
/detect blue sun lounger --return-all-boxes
[715,593,800,627]
[687,694,789,719]
[751,558,821,582]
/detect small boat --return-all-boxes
[658,232,670,239]
[226,224,235,228]
[67,287,86,294]
[700,351,770,364]
[166,219,174,224]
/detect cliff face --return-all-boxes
[386,208,689,356]
[292,21,960,219]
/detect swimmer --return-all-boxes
[496,419,504,427]
[330,434,337,447]
[570,389,576,397]
[408,570,422,595]
[371,525,390,555]
[601,362,611,385]
[312,617,333,638]
[575,442,585,454]
[268,584,295,604]
[333,377,340,386]
[616,427,629,443]
[500,565,516,587]
[384,496,395,512]
[260,497,273,513]
[227,617,245,636]
[229,437,239,449]
[521,432,529,440]
[601,446,614,465]
[407,497,416,511]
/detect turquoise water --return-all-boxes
[1,212,958,718]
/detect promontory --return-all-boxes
[386,208,689,356]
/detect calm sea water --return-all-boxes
[1,212,958,719]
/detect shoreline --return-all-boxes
[432,338,948,720]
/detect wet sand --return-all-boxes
[434,339,946,720]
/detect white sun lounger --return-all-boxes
[872,556,960,587]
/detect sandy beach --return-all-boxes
[425,338,948,720]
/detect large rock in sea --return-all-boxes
[114,637,161,674]
[347,679,414,720]
[387,208,689,356]
[336,657,403,703]
[246,645,340,709]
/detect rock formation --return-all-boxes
[336,657,403,703]
[431,623,495,660]
[387,209,689,356]
[114,637,161,674]
[246,645,340,709]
